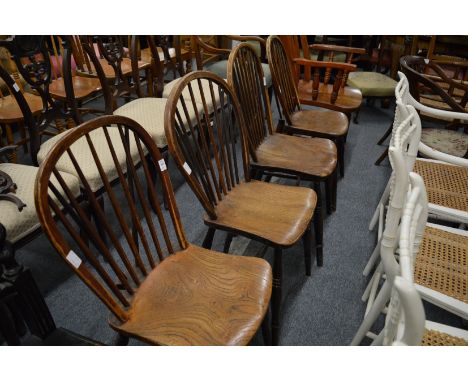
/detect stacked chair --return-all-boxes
[352,73,468,345]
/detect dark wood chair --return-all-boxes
[280,35,364,119]
[164,71,318,345]
[266,36,350,177]
[400,55,468,158]
[35,114,272,345]
[227,42,338,219]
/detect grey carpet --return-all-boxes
[10,99,465,346]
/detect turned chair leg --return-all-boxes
[223,232,234,253]
[313,183,324,266]
[202,227,216,250]
[272,247,283,346]
[302,223,312,276]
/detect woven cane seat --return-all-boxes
[414,226,467,304]
[421,329,468,346]
[413,160,468,213]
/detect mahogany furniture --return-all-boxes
[227,43,338,218]
[35,114,272,345]
[266,36,349,177]
[164,70,318,345]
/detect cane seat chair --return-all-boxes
[164,71,318,345]
[35,114,272,345]
[380,177,468,346]
[351,110,468,345]
[228,43,337,220]
[400,55,468,158]
[266,36,349,177]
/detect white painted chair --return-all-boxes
[351,108,468,345]
[381,181,468,346]
[366,72,468,278]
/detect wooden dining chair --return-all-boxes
[266,36,349,177]
[35,114,272,345]
[164,70,319,345]
[227,42,337,220]
[0,39,43,162]
[46,36,102,105]
[400,55,468,158]
[280,36,364,119]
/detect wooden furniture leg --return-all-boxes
[272,247,283,346]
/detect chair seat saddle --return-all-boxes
[289,109,349,137]
[297,81,363,113]
[49,75,102,101]
[254,134,337,178]
[0,92,43,123]
[112,244,272,345]
[204,180,317,248]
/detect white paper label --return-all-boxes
[183,162,192,175]
[263,77,267,86]
[13,83,20,92]
[158,159,167,172]
[66,250,82,269]
[424,58,429,64]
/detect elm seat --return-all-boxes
[289,109,349,137]
[113,97,204,149]
[254,135,337,178]
[0,92,43,123]
[37,127,142,192]
[204,180,317,248]
[347,71,397,97]
[113,244,272,345]
[0,163,80,243]
[49,75,102,102]
[205,59,272,88]
[420,128,468,158]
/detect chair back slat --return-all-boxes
[266,36,302,124]
[164,71,250,220]
[35,115,188,322]
[228,43,274,156]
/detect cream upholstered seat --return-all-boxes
[37,127,142,192]
[347,71,397,97]
[114,98,204,149]
[0,163,80,243]
[420,128,468,158]
[163,77,222,113]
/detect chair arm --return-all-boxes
[193,36,232,55]
[418,142,468,167]
[309,44,366,56]
[407,90,468,121]
[293,58,357,72]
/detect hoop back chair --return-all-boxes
[164,70,317,345]
[266,36,349,177]
[35,114,272,345]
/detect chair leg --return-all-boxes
[261,308,272,346]
[272,247,283,346]
[302,223,312,276]
[353,109,360,124]
[332,169,338,212]
[223,232,234,253]
[337,137,345,178]
[313,183,323,266]
[202,227,216,250]
[325,174,335,215]
[115,333,129,345]
[377,123,393,145]
[374,148,389,166]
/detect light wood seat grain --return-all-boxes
[114,244,272,345]
[289,109,349,137]
[49,75,102,102]
[204,180,316,248]
[0,92,43,123]
[297,81,363,114]
[254,134,337,178]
